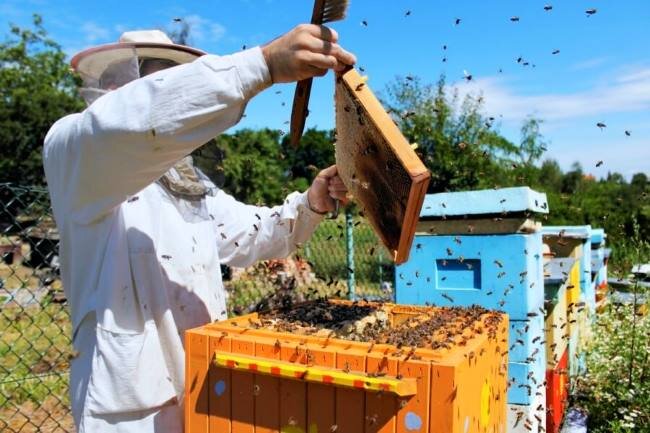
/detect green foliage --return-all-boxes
[194,128,335,205]
[384,75,518,192]
[0,15,84,186]
[575,226,650,432]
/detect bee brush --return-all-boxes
[289,0,349,147]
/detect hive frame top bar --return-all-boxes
[197,300,506,365]
[420,187,549,219]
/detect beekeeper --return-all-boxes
[43,25,355,432]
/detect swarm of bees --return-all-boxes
[242,299,503,350]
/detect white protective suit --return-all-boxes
[43,47,324,432]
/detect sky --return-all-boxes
[2,0,649,180]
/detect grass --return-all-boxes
[0,303,72,408]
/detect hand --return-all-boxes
[261,24,356,83]
[307,165,348,214]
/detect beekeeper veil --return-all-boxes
[70,30,214,217]
[70,30,205,105]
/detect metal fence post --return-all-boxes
[345,208,355,299]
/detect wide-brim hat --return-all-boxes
[71,29,206,79]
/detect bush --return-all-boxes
[574,223,650,432]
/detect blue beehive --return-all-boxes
[590,228,607,306]
[395,187,549,406]
[542,226,593,312]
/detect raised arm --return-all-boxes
[43,48,269,224]
[43,25,355,225]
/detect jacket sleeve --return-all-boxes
[208,190,324,268]
[43,48,271,225]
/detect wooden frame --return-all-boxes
[335,68,430,264]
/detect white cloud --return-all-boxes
[570,57,610,71]
[81,21,110,43]
[453,65,650,125]
[183,14,226,43]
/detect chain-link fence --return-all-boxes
[0,183,393,432]
[0,183,72,433]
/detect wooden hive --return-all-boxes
[335,68,430,264]
[185,300,508,433]
[545,350,568,433]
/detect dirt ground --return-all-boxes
[0,396,74,433]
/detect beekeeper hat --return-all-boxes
[71,29,205,79]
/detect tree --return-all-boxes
[0,15,84,186]
[193,128,305,205]
[281,128,335,185]
[383,74,521,192]
[518,117,547,167]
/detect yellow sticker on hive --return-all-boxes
[480,381,490,428]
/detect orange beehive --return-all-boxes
[185,301,508,433]
[545,349,569,433]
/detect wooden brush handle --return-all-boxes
[290,77,313,147]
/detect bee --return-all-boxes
[596,160,604,167]
[446,247,454,256]
[585,8,597,16]
[361,20,368,26]
[625,130,631,136]
[127,196,139,203]
[405,10,411,17]
[330,425,338,432]
[355,83,365,91]
[442,293,454,303]
[161,254,172,260]
[596,122,606,130]
[552,49,560,55]
[510,16,520,22]
[494,259,504,268]
[544,5,553,11]
[454,18,461,25]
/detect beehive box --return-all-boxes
[397,188,548,320]
[506,389,546,433]
[596,248,611,312]
[542,258,573,433]
[395,188,548,407]
[590,229,608,311]
[542,226,593,313]
[543,258,573,369]
[185,300,508,433]
[545,349,568,433]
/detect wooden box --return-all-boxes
[545,349,569,433]
[185,301,508,433]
